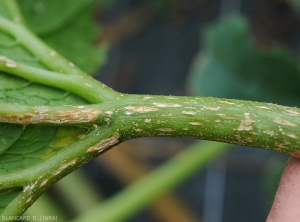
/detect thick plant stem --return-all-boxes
[0,94,300,156]
[116,95,300,156]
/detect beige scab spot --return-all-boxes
[165,96,178,100]
[153,102,181,108]
[69,62,75,67]
[156,120,166,124]
[263,130,275,136]
[104,118,110,124]
[53,159,78,176]
[105,111,114,115]
[85,83,92,87]
[134,128,143,132]
[188,122,202,125]
[274,119,297,127]
[34,106,49,113]
[5,60,17,68]
[26,197,32,203]
[23,186,31,193]
[40,179,49,187]
[87,133,119,153]
[183,127,189,130]
[144,119,151,123]
[215,119,221,123]
[274,143,289,150]
[284,110,300,116]
[204,106,220,111]
[237,113,255,131]
[184,107,197,109]
[217,114,233,119]
[182,111,197,115]
[218,100,236,105]
[124,106,158,113]
[0,56,17,68]
[156,128,176,132]
[143,96,154,100]
[286,133,298,139]
[255,106,271,110]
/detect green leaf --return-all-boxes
[0,74,88,213]
[0,1,99,215]
[42,7,108,74]
[188,15,300,106]
[0,124,23,155]
[17,0,94,35]
[0,188,22,211]
[18,0,108,74]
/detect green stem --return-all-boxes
[72,141,231,222]
[0,58,118,103]
[0,94,300,156]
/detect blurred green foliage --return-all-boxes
[188,15,300,107]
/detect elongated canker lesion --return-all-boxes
[0,107,102,125]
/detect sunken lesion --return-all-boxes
[52,159,78,176]
[87,133,119,153]
[204,106,220,111]
[273,119,297,127]
[124,106,158,113]
[236,113,255,131]
[153,102,181,108]
[0,107,102,125]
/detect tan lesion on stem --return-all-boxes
[236,113,255,131]
[273,119,297,127]
[124,106,158,113]
[87,133,120,153]
[0,107,102,124]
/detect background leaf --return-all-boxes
[188,15,300,106]
[17,0,94,35]
[18,0,108,74]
